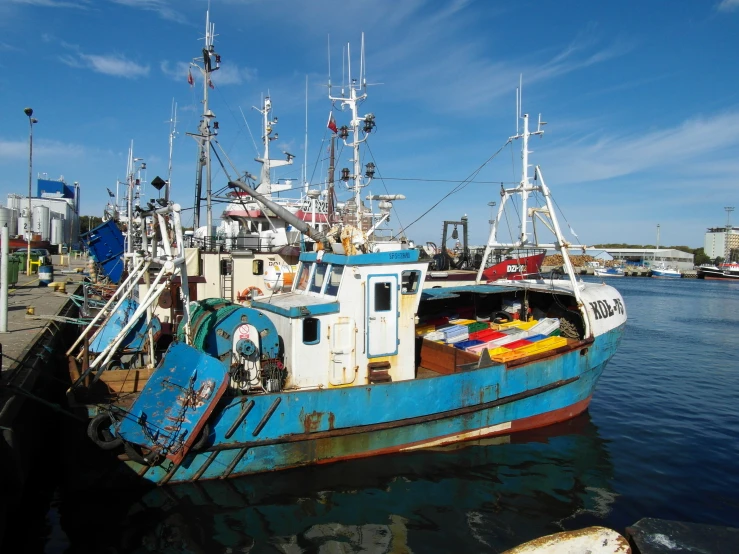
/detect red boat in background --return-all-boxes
[482,251,546,281]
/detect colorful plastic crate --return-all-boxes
[490,349,529,362]
[513,336,568,356]
[454,339,483,350]
[497,319,539,330]
[504,338,533,350]
[470,329,505,342]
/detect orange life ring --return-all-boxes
[237,286,264,302]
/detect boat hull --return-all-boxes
[125,324,624,485]
[650,271,681,279]
[697,268,739,280]
[593,270,624,277]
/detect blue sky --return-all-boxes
[2,0,739,248]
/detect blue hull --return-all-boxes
[128,325,625,485]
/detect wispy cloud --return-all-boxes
[343,5,635,116]
[60,43,149,78]
[0,138,85,160]
[717,0,739,12]
[160,60,191,82]
[541,110,739,184]
[9,0,89,7]
[160,60,256,86]
[109,0,185,23]
[211,64,257,86]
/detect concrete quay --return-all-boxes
[541,266,698,278]
[0,254,89,546]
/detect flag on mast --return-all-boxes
[208,78,215,89]
[187,68,194,87]
[327,111,337,133]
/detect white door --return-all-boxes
[367,275,398,357]
[330,317,356,385]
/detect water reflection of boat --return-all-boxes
[59,413,614,553]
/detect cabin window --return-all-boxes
[296,262,313,291]
[303,317,320,344]
[325,265,344,296]
[374,281,392,312]
[252,260,264,275]
[401,270,421,294]
[310,264,328,293]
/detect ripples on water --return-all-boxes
[34,278,739,552]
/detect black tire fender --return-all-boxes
[191,422,211,452]
[87,412,123,451]
[491,310,513,324]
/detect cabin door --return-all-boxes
[366,275,398,358]
[330,317,356,385]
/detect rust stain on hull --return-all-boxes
[300,409,336,433]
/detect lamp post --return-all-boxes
[24,108,38,275]
[488,201,497,229]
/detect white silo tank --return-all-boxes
[33,205,50,241]
[7,196,21,212]
[0,207,10,233]
[51,218,65,246]
[18,216,29,238]
[10,209,18,236]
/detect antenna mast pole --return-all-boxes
[304,76,309,194]
[191,7,220,238]
[167,100,177,203]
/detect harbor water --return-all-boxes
[18,278,739,552]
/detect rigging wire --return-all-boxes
[394,138,512,238]
[364,140,406,237]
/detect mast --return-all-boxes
[189,8,220,237]
[253,96,293,196]
[473,84,591,335]
[328,34,375,229]
[126,142,133,262]
[167,100,177,204]
[327,134,336,222]
[304,76,309,196]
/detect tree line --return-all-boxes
[591,244,731,266]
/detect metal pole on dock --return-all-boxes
[1,226,9,333]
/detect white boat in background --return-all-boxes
[650,263,681,279]
[594,266,625,278]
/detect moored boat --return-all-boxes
[594,266,625,278]
[696,261,739,280]
[650,262,682,279]
[70,59,626,485]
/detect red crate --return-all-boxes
[505,338,533,350]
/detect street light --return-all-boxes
[24,108,38,275]
[488,201,497,228]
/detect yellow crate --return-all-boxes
[515,337,569,356]
[497,319,539,330]
[487,346,511,356]
[448,318,476,325]
[491,350,529,363]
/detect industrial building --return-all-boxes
[600,248,694,270]
[3,175,81,251]
[704,226,739,261]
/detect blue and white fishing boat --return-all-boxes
[73,63,626,485]
[650,262,681,279]
[594,266,625,278]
